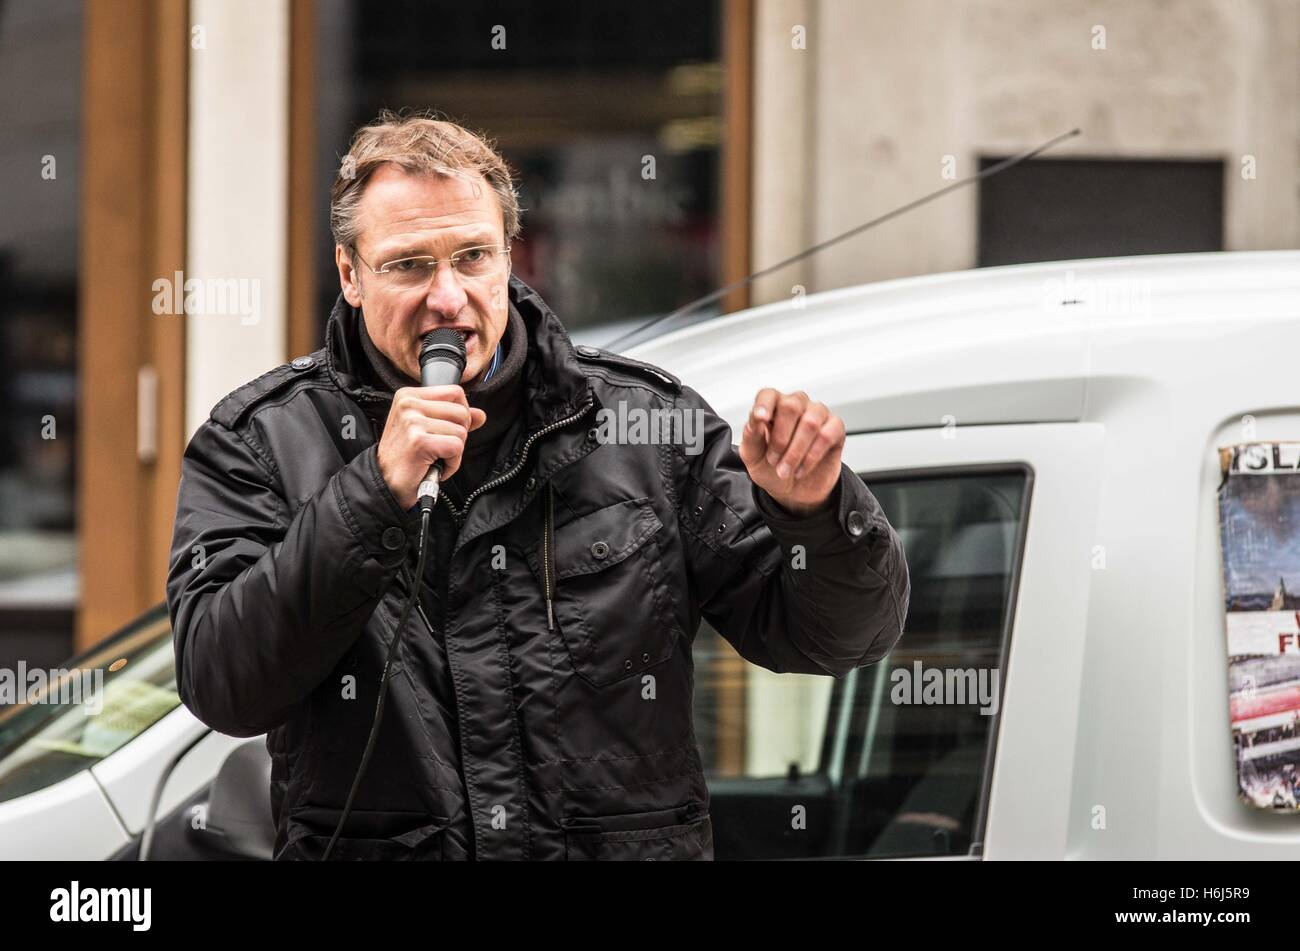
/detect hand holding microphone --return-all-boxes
[375,329,486,512]
[331,328,475,860]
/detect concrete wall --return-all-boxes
[186,0,290,439]
[751,0,1300,305]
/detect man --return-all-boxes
[166,111,910,861]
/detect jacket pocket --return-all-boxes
[277,806,449,861]
[527,497,681,688]
[561,805,713,860]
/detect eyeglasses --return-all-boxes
[352,244,511,290]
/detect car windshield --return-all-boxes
[0,604,180,804]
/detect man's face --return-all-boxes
[336,164,510,383]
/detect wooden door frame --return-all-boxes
[715,0,754,775]
[721,0,753,317]
[287,0,319,358]
[79,0,188,650]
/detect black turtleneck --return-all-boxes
[357,303,529,506]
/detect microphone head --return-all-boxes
[419,328,467,375]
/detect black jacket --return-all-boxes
[165,274,910,860]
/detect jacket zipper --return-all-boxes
[543,484,555,632]
[443,401,590,632]
[384,395,593,636]
[436,398,593,525]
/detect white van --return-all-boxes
[2,249,1296,860]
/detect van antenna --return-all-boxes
[606,127,1082,350]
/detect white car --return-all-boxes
[2,249,1297,860]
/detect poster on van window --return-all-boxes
[1217,441,1300,811]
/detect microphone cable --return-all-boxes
[321,492,437,860]
[322,328,461,860]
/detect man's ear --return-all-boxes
[336,244,363,308]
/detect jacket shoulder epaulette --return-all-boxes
[573,344,682,394]
[210,352,324,429]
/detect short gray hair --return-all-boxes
[330,109,522,254]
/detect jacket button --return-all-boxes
[693,505,703,516]
[591,541,609,559]
[642,652,650,663]
[525,476,536,492]
[382,526,406,550]
[291,356,315,370]
[577,345,599,357]
[624,659,633,670]
[846,510,866,536]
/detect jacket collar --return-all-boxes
[324,273,594,433]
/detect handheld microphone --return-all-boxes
[416,328,468,510]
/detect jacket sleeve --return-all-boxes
[165,418,420,737]
[674,384,909,677]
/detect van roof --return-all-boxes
[625,250,1300,433]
